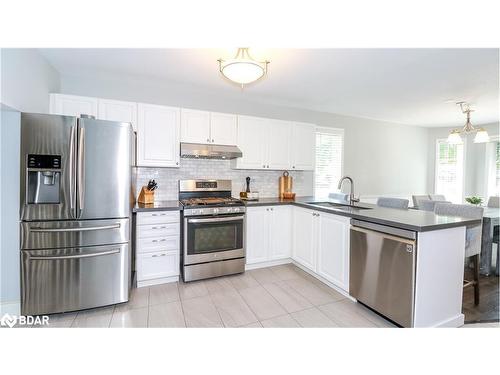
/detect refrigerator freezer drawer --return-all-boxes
[21,243,129,315]
[21,218,129,250]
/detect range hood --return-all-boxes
[180,142,242,160]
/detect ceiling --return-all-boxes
[39,48,499,127]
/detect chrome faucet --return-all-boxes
[337,176,359,205]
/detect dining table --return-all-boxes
[480,207,500,276]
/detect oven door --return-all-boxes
[184,214,245,265]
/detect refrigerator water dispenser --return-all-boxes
[26,154,62,204]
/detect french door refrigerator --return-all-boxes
[20,113,132,316]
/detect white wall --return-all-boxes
[0,48,60,113]
[0,49,59,312]
[61,72,430,199]
[427,122,499,200]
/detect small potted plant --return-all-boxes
[465,196,483,206]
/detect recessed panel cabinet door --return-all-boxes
[269,206,292,260]
[246,207,269,264]
[291,122,315,170]
[292,207,316,270]
[50,94,98,118]
[235,116,267,169]
[317,212,349,291]
[181,109,211,144]
[267,119,291,170]
[137,103,180,167]
[98,99,138,131]
[210,112,237,145]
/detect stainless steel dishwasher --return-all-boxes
[349,219,417,327]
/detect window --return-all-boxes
[314,128,344,197]
[435,139,464,203]
[485,137,500,198]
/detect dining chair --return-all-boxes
[430,194,446,201]
[412,195,431,208]
[434,203,484,305]
[418,200,452,212]
[377,197,409,209]
[487,196,500,208]
[329,192,349,202]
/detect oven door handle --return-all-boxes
[187,215,245,224]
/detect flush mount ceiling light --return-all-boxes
[218,48,269,88]
[447,102,490,144]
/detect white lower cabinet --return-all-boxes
[246,205,291,265]
[292,206,350,292]
[135,211,180,287]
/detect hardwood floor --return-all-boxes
[463,271,499,323]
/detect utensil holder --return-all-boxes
[138,186,155,204]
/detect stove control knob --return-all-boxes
[226,207,233,213]
[233,207,239,212]
[213,208,219,215]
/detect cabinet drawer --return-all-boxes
[136,251,179,281]
[137,236,179,254]
[137,223,180,238]
[136,211,180,225]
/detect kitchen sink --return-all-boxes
[306,202,373,210]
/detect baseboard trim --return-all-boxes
[245,258,292,270]
[137,276,179,288]
[0,300,21,315]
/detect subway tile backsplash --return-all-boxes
[133,159,313,201]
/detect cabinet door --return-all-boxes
[267,119,291,170]
[292,207,316,270]
[246,207,270,264]
[137,251,179,281]
[98,99,138,131]
[50,94,98,117]
[180,109,211,144]
[269,206,292,260]
[317,212,349,291]
[234,116,267,169]
[137,103,180,167]
[210,112,237,145]
[291,122,315,170]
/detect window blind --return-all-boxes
[435,139,464,203]
[315,129,343,198]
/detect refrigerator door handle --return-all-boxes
[77,126,85,218]
[29,223,121,233]
[69,124,77,218]
[29,248,120,261]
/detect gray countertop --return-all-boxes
[131,196,482,232]
[244,196,482,232]
[132,200,183,212]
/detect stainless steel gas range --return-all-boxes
[179,179,245,282]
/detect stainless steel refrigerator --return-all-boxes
[20,113,132,316]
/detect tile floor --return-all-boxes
[36,264,396,328]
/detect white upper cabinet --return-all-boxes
[234,116,267,169]
[50,94,98,118]
[98,99,138,132]
[137,103,180,168]
[291,122,315,170]
[180,109,211,144]
[316,212,350,291]
[210,112,237,145]
[267,119,292,170]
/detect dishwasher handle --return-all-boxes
[350,226,416,246]
[350,219,416,240]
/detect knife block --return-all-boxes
[138,187,155,204]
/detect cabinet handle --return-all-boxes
[267,165,270,168]
[270,208,273,211]
[207,138,210,142]
[262,165,266,168]
[292,166,295,169]
[152,226,166,229]
[212,139,214,143]
[176,162,179,165]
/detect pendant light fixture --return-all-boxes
[447,102,490,144]
[218,48,270,88]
